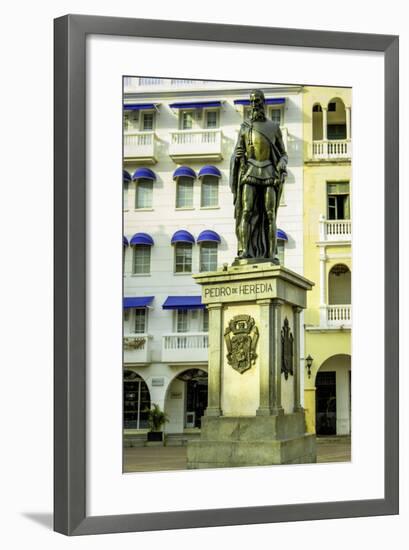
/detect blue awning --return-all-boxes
[124,103,158,111]
[123,170,131,183]
[130,233,154,246]
[132,167,156,181]
[173,166,196,179]
[234,98,286,106]
[162,296,204,310]
[123,236,129,247]
[198,165,222,178]
[169,101,222,109]
[171,230,195,245]
[277,228,288,241]
[197,230,221,244]
[124,296,154,309]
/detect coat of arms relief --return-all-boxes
[281,317,294,380]
[224,314,259,374]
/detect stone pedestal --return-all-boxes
[187,262,316,468]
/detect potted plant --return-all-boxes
[145,403,169,442]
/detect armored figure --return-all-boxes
[230,89,288,261]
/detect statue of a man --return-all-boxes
[230,89,288,262]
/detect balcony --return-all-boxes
[162,332,209,363]
[319,218,351,242]
[123,334,152,364]
[311,139,351,161]
[123,131,158,164]
[326,305,352,328]
[169,129,223,162]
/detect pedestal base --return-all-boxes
[187,413,316,468]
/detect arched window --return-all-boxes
[172,230,195,273]
[312,103,323,140]
[130,233,154,275]
[132,246,151,274]
[173,167,196,209]
[328,264,351,304]
[201,176,219,207]
[174,242,192,273]
[123,371,151,429]
[200,242,218,271]
[327,98,346,140]
[132,168,156,209]
[199,166,221,208]
[176,176,194,208]
[123,170,131,210]
[197,229,221,272]
[135,178,153,209]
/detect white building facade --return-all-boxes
[122,78,305,443]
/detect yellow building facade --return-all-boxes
[303,87,352,436]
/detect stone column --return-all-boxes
[346,106,351,140]
[271,299,284,415]
[322,106,328,141]
[319,248,327,327]
[293,306,303,412]
[256,299,272,416]
[205,303,222,416]
[304,387,316,434]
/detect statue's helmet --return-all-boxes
[250,89,265,108]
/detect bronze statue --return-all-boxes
[230,89,288,262]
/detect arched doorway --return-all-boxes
[315,355,351,436]
[312,103,323,140]
[123,370,151,429]
[327,98,346,140]
[328,264,351,305]
[165,368,208,433]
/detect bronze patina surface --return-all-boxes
[230,89,288,262]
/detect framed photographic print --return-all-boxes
[54,15,399,535]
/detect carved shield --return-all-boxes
[224,314,259,374]
[281,317,294,380]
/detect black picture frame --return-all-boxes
[54,14,399,535]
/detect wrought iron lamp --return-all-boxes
[305,354,314,379]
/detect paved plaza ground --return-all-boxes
[123,436,351,473]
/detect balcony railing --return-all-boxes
[124,77,211,89]
[169,129,223,161]
[123,334,152,363]
[162,332,209,363]
[123,131,158,164]
[312,139,351,160]
[319,217,351,242]
[326,305,352,327]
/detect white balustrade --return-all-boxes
[169,129,223,161]
[171,130,218,145]
[326,305,352,327]
[124,77,210,88]
[162,332,209,363]
[138,77,163,86]
[322,219,352,241]
[123,131,157,162]
[312,139,351,160]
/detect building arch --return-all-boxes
[327,97,347,140]
[314,354,351,436]
[123,370,151,429]
[328,263,351,305]
[312,102,323,140]
[164,367,208,433]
